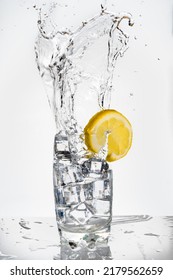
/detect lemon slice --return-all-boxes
[84,109,132,162]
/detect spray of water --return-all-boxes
[35,6,133,159]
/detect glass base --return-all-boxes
[59,226,112,260]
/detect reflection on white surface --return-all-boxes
[0,216,173,260]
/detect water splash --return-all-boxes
[35,7,133,159]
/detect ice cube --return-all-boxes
[54,132,70,158]
[55,207,66,222]
[82,158,109,178]
[59,164,84,186]
[54,188,65,205]
[63,185,81,205]
[69,202,93,225]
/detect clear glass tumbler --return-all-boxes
[53,132,113,244]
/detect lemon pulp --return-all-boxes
[84,109,132,162]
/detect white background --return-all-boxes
[0,0,173,216]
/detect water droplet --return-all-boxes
[22,236,32,240]
[156,249,161,252]
[19,220,31,230]
[144,233,160,237]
